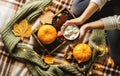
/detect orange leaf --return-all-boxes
[44,55,54,64]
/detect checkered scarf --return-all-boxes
[0,0,120,76]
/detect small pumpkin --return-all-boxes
[73,43,92,63]
[37,24,57,44]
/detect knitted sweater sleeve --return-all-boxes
[101,15,120,30]
[90,0,107,10]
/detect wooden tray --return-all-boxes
[32,8,75,54]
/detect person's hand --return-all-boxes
[63,17,83,26]
[78,20,104,41]
[61,17,83,33]
[79,24,88,39]
[78,24,91,43]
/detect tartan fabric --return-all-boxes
[92,55,120,76]
[49,0,73,13]
[0,0,31,76]
[0,0,120,76]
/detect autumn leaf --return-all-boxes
[64,45,73,60]
[12,19,32,40]
[43,55,54,64]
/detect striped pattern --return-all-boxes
[0,0,31,76]
[49,0,73,13]
[92,57,120,76]
[4,0,25,6]
[0,0,120,76]
[1,0,25,10]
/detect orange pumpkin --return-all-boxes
[73,43,92,63]
[37,25,57,44]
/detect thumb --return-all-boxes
[77,28,86,43]
[82,30,91,43]
[79,28,86,40]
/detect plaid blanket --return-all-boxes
[0,1,31,76]
[0,0,120,76]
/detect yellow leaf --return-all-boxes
[44,55,54,64]
[12,19,32,40]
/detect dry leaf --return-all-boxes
[62,61,70,65]
[64,45,73,60]
[39,11,54,24]
[12,19,32,40]
[44,55,54,64]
